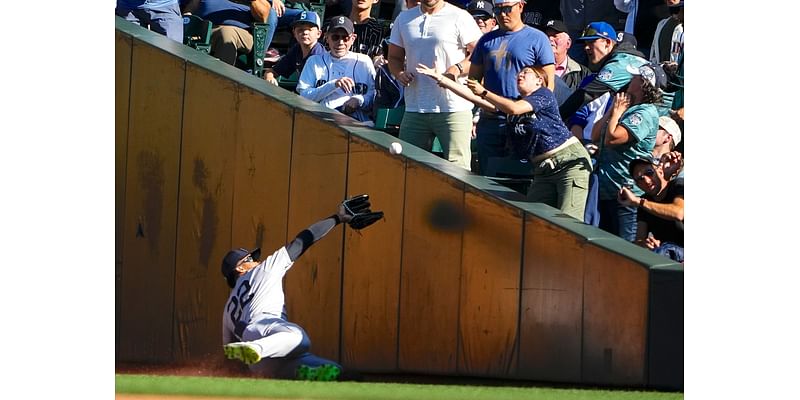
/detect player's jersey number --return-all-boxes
[227,280,254,322]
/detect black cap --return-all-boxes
[221,247,261,288]
[628,154,660,177]
[328,15,355,35]
[544,19,568,34]
[467,0,494,17]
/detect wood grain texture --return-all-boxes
[458,190,522,377]
[174,65,238,362]
[341,137,405,371]
[582,246,648,385]
[119,41,184,362]
[398,165,464,374]
[518,217,584,382]
[283,111,348,362]
[116,30,132,359]
[231,87,293,260]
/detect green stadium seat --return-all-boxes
[182,14,212,53]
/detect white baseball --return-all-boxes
[389,142,403,155]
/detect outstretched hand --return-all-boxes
[337,203,353,223]
[415,63,442,82]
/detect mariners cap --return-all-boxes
[291,11,322,30]
[577,21,618,42]
[328,15,355,35]
[544,20,568,34]
[467,0,494,17]
[658,116,682,147]
[221,247,261,288]
[626,62,668,89]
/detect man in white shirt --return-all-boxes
[297,16,377,124]
[387,0,483,170]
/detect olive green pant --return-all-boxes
[527,140,592,221]
[399,110,473,170]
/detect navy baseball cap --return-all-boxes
[467,0,494,17]
[328,15,355,35]
[628,154,660,177]
[291,11,321,30]
[577,21,618,42]
[221,247,261,288]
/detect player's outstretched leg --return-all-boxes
[293,353,342,381]
[223,342,262,365]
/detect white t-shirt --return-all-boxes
[221,247,294,344]
[389,3,482,113]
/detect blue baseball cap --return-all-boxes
[291,11,321,30]
[577,21,618,42]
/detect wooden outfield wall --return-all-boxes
[115,18,683,389]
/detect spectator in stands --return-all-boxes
[350,0,392,65]
[467,0,497,34]
[544,19,590,90]
[264,11,325,86]
[559,21,649,121]
[297,16,376,124]
[521,0,561,31]
[652,115,681,158]
[181,0,272,65]
[618,155,683,262]
[560,0,627,66]
[649,0,683,63]
[467,0,554,175]
[261,0,309,59]
[415,63,591,220]
[117,0,183,42]
[388,0,483,170]
[591,63,662,241]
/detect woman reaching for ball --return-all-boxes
[415,63,592,221]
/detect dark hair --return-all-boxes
[520,65,549,89]
[640,78,663,105]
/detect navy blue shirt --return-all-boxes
[506,87,572,159]
[273,42,325,78]
[193,0,253,30]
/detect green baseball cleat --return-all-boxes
[295,364,341,381]
[223,342,261,365]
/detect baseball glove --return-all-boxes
[341,194,384,230]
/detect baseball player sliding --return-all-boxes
[220,195,382,381]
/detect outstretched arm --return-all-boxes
[415,64,494,111]
[285,204,353,262]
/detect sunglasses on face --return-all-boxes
[473,15,493,22]
[328,33,351,42]
[237,254,254,266]
[633,167,656,182]
[494,4,518,15]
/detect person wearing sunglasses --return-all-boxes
[466,0,555,176]
[219,198,374,380]
[617,155,683,262]
[467,0,497,34]
[297,16,377,124]
[558,21,650,121]
[416,63,592,221]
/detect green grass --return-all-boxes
[116,374,683,400]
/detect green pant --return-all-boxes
[399,111,473,170]
[527,140,592,221]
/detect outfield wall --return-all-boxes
[115,17,683,389]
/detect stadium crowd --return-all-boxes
[116,0,685,262]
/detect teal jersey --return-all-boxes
[597,103,659,200]
[595,52,648,92]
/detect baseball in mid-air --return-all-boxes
[389,142,403,155]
